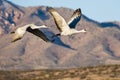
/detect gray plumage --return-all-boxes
[11,24,50,42]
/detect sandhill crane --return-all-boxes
[11,24,50,42]
[48,7,86,37]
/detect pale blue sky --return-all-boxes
[9,0,120,22]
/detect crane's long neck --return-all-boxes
[30,24,47,29]
[70,29,86,35]
[76,29,86,33]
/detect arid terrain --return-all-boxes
[0,65,120,80]
[0,0,120,70]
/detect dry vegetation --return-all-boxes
[0,65,120,80]
[0,0,120,70]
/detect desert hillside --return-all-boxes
[0,0,120,70]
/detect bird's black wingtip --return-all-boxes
[74,8,81,14]
[10,31,15,34]
[47,7,55,12]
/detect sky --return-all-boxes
[9,0,120,22]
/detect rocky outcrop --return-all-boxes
[0,0,24,35]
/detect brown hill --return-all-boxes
[0,0,120,70]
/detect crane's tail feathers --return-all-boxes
[11,38,21,42]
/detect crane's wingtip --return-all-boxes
[10,31,15,34]
[47,7,55,12]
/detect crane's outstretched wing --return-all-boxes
[26,27,50,42]
[67,8,81,28]
[48,7,70,32]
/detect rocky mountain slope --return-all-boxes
[0,0,120,70]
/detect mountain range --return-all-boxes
[0,0,120,70]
